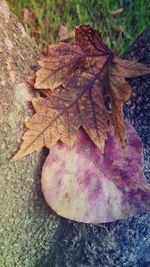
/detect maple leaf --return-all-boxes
[109,55,150,148]
[34,25,110,90]
[12,25,150,160]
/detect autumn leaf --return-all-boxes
[13,58,111,160]
[34,44,81,90]
[58,24,75,42]
[34,25,111,90]
[109,55,150,148]
[41,121,150,223]
[12,25,150,160]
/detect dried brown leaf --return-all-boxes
[13,25,150,160]
[13,53,111,160]
[111,98,125,149]
[34,46,80,90]
[58,24,75,41]
[110,8,123,16]
[26,73,36,87]
[112,56,150,78]
[34,25,111,90]
[109,55,150,148]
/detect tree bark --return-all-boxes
[0,1,59,266]
[0,1,150,267]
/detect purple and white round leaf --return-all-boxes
[41,121,150,223]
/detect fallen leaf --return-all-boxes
[41,121,150,223]
[26,73,36,87]
[34,25,112,90]
[58,24,75,41]
[111,56,150,78]
[22,8,36,23]
[109,55,150,147]
[111,98,125,149]
[110,8,124,16]
[12,69,111,160]
[13,25,150,160]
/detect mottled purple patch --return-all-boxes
[88,177,102,201]
[41,120,150,224]
[83,171,92,186]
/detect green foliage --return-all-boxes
[6,0,149,55]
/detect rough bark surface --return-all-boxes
[0,1,59,267]
[0,1,150,266]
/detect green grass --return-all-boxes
[6,0,150,55]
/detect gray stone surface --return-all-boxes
[0,1,150,266]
